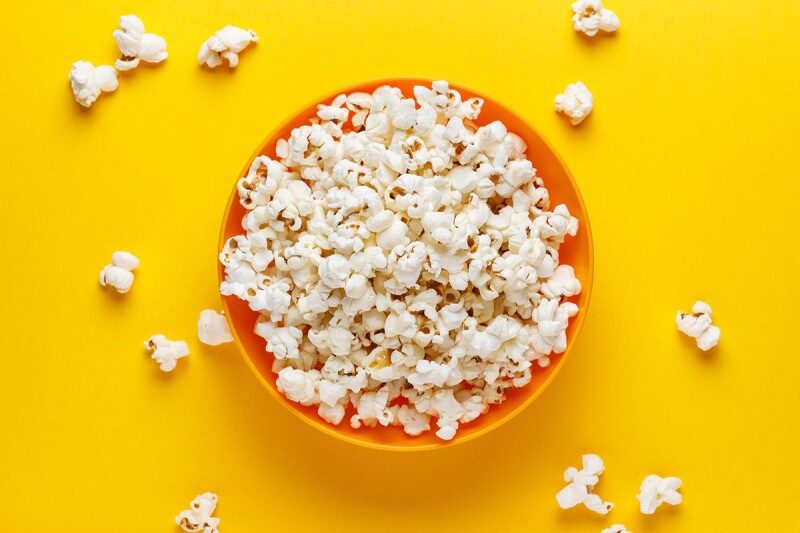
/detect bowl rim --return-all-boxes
[218,77,594,451]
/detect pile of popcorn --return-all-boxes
[219,81,583,440]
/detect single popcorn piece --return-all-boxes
[197,310,234,346]
[572,0,620,37]
[220,81,582,441]
[637,475,682,514]
[602,526,632,533]
[198,25,258,68]
[69,61,118,108]
[556,454,613,514]
[113,14,168,71]
[144,334,189,372]
[98,251,140,293]
[676,300,720,351]
[555,81,593,125]
[176,492,220,533]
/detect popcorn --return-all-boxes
[276,367,320,405]
[676,301,720,351]
[395,405,431,436]
[541,265,582,299]
[602,526,631,533]
[69,61,118,108]
[555,81,594,125]
[113,15,168,71]
[637,475,682,514]
[197,310,233,346]
[556,454,613,514]
[198,25,258,68]
[144,335,189,372]
[176,492,220,533]
[572,0,620,37]
[99,251,139,293]
[220,81,582,441]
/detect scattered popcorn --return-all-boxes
[98,251,140,293]
[220,81,582,440]
[197,310,234,346]
[112,14,168,71]
[572,0,620,37]
[602,526,631,533]
[556,454,613,514]
[176,492,220,533]
[144,334,189,372]
[69,61,118,108]
[676,301,720,351]
[637,474,682,514]
[198,25,258,68]
[555,81,593,126]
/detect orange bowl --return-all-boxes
[218,78,593,451]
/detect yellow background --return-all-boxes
[1,0,799,531]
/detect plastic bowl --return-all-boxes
[219,78,593,451]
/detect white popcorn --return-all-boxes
[113,15,168,71]
[198,25,258,68]
[99,251,139,293]
[197,310,234,346]
[176,492,220,533]
[572,0,620,37]
[395,405,431,436]
[220,82,582,441]
[69,61,118,108]
[637,475,682,514]
[144,335,189,372]
[276,367,319,405]
[555,81,594,126]
[532,299,579,355]
[602,526,631,533]
[541,265,582,299]
[556,454,613,515]
[676,301,720,351]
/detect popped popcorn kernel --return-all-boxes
[556,454,613,514]
[176,492,220,533]
[98,251,139,293]
[198,25,258,68]
[221,81,582,441]
[555,81,593,126]
[198,310,234,346]
[637,474,682,514]
[113,14,168,71]
[69,61,118,108]
[144,334,189,372]
[676,300,720,351]
[572,0,620,37]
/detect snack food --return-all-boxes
[556,453,614,514]
[98,251,139,293]
[198,310,234,346]
[220,81,582,440]
[676,301,720,351]
[144,334,189,372]
[572,0,620,37]
[69,61,118,107]
[176,492,220,533]
[637,475,683,514]
[555,81,594,126]
[198,26,258,68]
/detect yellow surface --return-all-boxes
[1,0,799,531]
